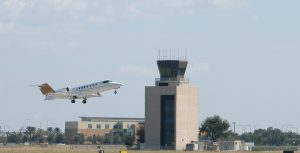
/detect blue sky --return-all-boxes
[0,0,299,134]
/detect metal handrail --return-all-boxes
[155,77,189,83]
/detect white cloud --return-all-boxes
[160,0,196,8]
[0,0,249,53]
[212,0,248,9]
[251,15,260,22]
[50,0,88,11]
[116,64,156,78]
[0,0,249,28]
[0,22,15,34]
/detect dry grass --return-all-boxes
[0,147,298,153]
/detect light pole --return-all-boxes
[36,120,42,129]
[236,124,244,134]
[244,124,252,133]
[286,124,294,133]
[253,124,259,132]
[47,120,57,129]
[0,123,5,132]
[47,120,50,130]
[4,125,10,132]
[233,122,236,133]
[281,124,286,132]
[25,119,31,129]
[20,122,25,132]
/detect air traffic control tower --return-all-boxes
[145,56,199,150]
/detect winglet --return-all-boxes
[39,83,55,95]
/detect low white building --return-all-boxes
[219,140,243,151]
[244,142,255,151]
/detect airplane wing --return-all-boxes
[66,91,102,99]
[85,93,102,98]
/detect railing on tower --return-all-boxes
[155,77,189,83]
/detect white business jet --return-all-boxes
[38,80,123,104]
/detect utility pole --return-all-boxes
[233,122,236,133]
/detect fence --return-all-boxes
[0,143,127,150]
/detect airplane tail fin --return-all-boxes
[39,83,55,95]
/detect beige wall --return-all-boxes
[145,85,199,150]
[78,121,115,130]
[145,86,176,149]
[78,129,110,137]
[175,86,199,150]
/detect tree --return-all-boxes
[47,133,55,143]
[103,134,113,144]
[136,125,145,143]
[6,132,17,143]
[241,132,254,142]
[22,135,29,143]
[286,131,300,146]
[220,130,239,141]
[32,133,44,144]
[16,132,23,143]
[87,135,93,144]
[73,133,85,144]
[96,135,104,144]
[55,133,64,144]
[200,115,230,142]
[52,127,64,144]
[54,127,61,134]
[91,135,97,144]
[26,126,36,144]
[6,131,24,144]
[241,127,289,146]
[47,127,55,143]
[122,135,135,146]
[113,134,122,144]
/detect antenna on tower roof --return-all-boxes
[185,48,187,60]
[157,48,188,61]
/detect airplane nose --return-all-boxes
[113,82,124,87]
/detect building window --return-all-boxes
[88,124,92,129]
[114,124,122,129]
[96,124,101,129]
[105,124,109,129]
[161,95,175,148]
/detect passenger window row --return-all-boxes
[76,83,99,91]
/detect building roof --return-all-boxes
[79,116,144,122]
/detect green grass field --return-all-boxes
[0,147,297,153]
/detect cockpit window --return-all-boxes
[103,80,111,84]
